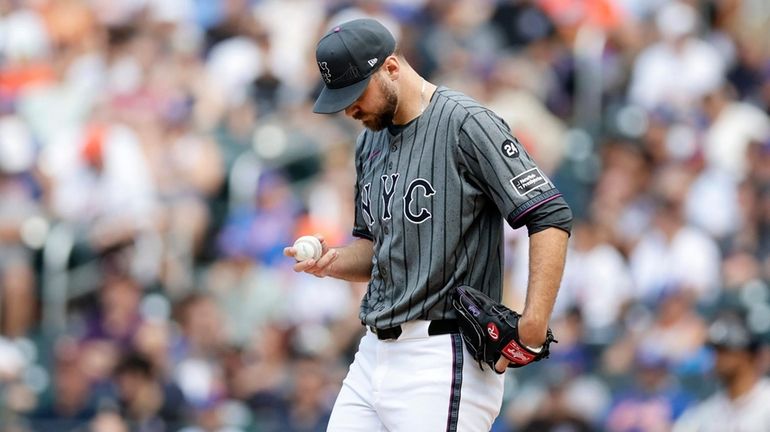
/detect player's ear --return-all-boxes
[382,55,400,81]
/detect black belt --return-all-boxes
[368,319,459,341]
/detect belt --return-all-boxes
[368,319,459,341]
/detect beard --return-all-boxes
[357,76,398,131]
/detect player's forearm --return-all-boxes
[328,238,375,282]
[520,227,568,344]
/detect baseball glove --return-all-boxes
[452,285,556,372]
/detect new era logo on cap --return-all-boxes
[313,19,396,114]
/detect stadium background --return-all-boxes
[1,0,770,430]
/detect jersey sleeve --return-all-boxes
[523,194,573,235]
[457,110,564,229]
[352,133,374,240]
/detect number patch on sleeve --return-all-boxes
[500,139,520,158]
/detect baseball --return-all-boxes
[293,235,323,262]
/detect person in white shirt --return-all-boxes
[628,1,725,114]
[673,313,770,432]
[629,168,722,305]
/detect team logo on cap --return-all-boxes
[318,61,332,84]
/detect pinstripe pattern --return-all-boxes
[352,87,560,328]
[446,333,464,432]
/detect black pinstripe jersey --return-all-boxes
[352,87,563,329]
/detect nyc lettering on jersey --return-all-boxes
[360,174,436,225]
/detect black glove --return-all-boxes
[452,285,556,372]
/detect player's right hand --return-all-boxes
[283,234,339,277]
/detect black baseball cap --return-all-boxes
[313,19,396,114]
[706,314,760,352]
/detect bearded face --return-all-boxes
[349,72,399,131]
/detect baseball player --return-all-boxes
[284,18,572,431]
[673,313,770,432]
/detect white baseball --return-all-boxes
[293,235,323,262]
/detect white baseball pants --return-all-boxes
[326,320,505,432]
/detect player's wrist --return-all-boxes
[517,316,548,348]
[525,344,543,353]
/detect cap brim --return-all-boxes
[313,76,372,114]
[706,340,748,351]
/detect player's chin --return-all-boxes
[362,117,388,131]
[362,121,380,131]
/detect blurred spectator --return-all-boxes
[234,323,292,408]
[0,3,51,62]
[216,169,303,266]
[0,336,35,430]
[722,166,769,279]
[589,139,654,256]
[489,0,555,50]
[558,218,633,340]
[30,339,102,432]
[41,115,159,259]
[518,392,593,432]
[417,0,501,87]
[0,114,41,337]
[504,362,610,432]
[636,289,709,374]
[546,308,594,375]
[269,355,334,432]
[204,259,287,346]
[80,272,145,354]
[36,268,148,401]
[173,293,227,361]
[605,349,694,432]
[89,410,130,432]
[254,0,326,99]
[629,165,722,304]
[180,400,247,432]
[133,319,174,379]
[724,20,770,108]
[112,352,189,431]
[673,313,770,431]
[171,292,231,415]
[628,1,725,114]
[143,100,224,290]
[212,100,258,176]
[701,83,770,180]
[683,154,741,242]
[746,139,770,186]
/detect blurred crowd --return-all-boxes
[1,0,770,431]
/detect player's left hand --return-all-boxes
[494,315,548,372]
[453,285,556,374]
